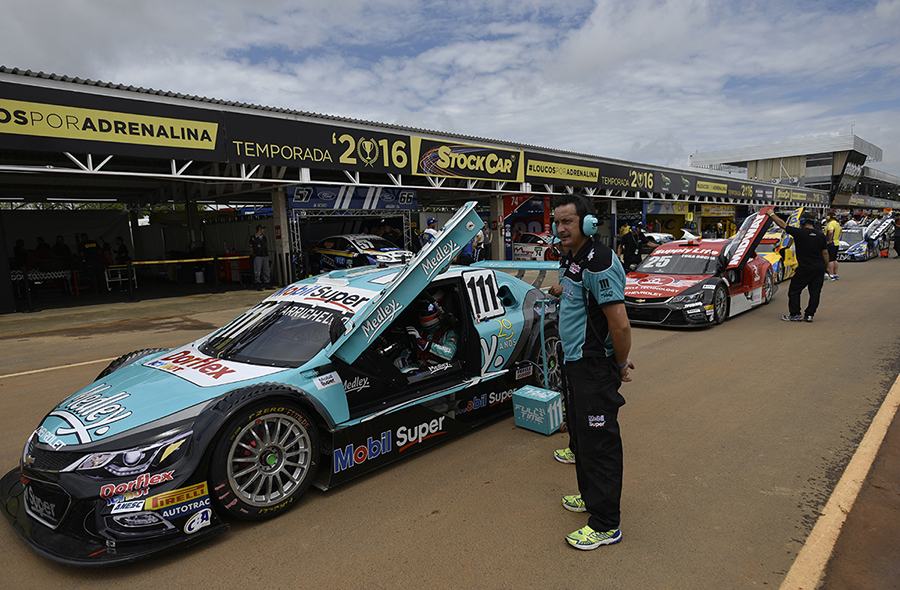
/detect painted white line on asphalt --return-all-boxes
[0,357,117,380]
[779,371,900,590]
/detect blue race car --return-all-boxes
[308,233,413,273]
[0,203,561,566]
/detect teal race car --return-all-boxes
[0,202,561,566]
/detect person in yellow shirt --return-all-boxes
[824,214,842,280]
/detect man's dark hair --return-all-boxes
[553,194,595,228]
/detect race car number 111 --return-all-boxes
[464,270,504,322]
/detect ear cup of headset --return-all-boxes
[582,215,598,236]
[551,221,559,238]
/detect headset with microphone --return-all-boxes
[551,195,599,238]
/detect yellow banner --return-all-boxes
[0,98,218,150]
[701,204,735,215]
[696,181,727,194]
[526,159,598,182]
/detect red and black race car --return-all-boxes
[625,209,776,327]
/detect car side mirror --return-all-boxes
[329,317,346,344]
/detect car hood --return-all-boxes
[625,274,711,299]
[35,346,292,449]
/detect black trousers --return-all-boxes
[787,266,825,317]
[563,356,626,531]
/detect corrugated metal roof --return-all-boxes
[0,65,613,163]
[691,136,883,166]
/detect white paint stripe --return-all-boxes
[779,371,900,590]
[0,357,117,380]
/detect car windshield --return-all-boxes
[351,236,399,251]
[635,251,719,275]
[841,228,864,244]
[200,300,344,368]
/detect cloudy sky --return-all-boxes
[3,0,899,177]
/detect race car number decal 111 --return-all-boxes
[463,270,504,322]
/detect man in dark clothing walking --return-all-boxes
[249,225,270,290]
[768,212,828,322]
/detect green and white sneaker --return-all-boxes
[565,525,622,550]
[554,447,575,464]
[562,494,586,512]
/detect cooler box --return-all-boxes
[512,385,564,435]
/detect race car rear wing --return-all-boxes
[472,260,559,289]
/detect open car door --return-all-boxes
[329,201,483,365]
[725,207,774,271]
[865,214,895,242]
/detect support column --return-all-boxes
[490,195,504,261]
[272,188,291,286]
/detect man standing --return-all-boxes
[892,217,900,259]
[423,217,439,243]
[824,213,841,280]
[768,211,828,322]
[617,222,658,271]
[249,224,270,291]
[78,233,105,294]
[547,194,634,550]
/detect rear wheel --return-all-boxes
[535,325,563,391]
[210,400,319,520]
[776,260,785,283]
[712,284,728,324]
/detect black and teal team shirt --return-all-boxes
[557,236,627,362]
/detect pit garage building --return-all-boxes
[1,66,857,312]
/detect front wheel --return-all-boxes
[210,400,319,520]
[763,270,774,304]
[776,261,785,284]
[712,284,728,324]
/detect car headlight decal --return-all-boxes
[74,431,192,478]
[670,291,704,304]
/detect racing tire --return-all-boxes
[712,284,728,325]
[96,348,168,380]
[535,325,563,392]
[776,261,785,284]
[210,399,320,521]
[352,255,369,268]
[543,248,559,262]
[763,270,774,304]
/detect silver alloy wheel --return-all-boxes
[539,332,564,391]
[764,271,774,303]
[227,412,314,507]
